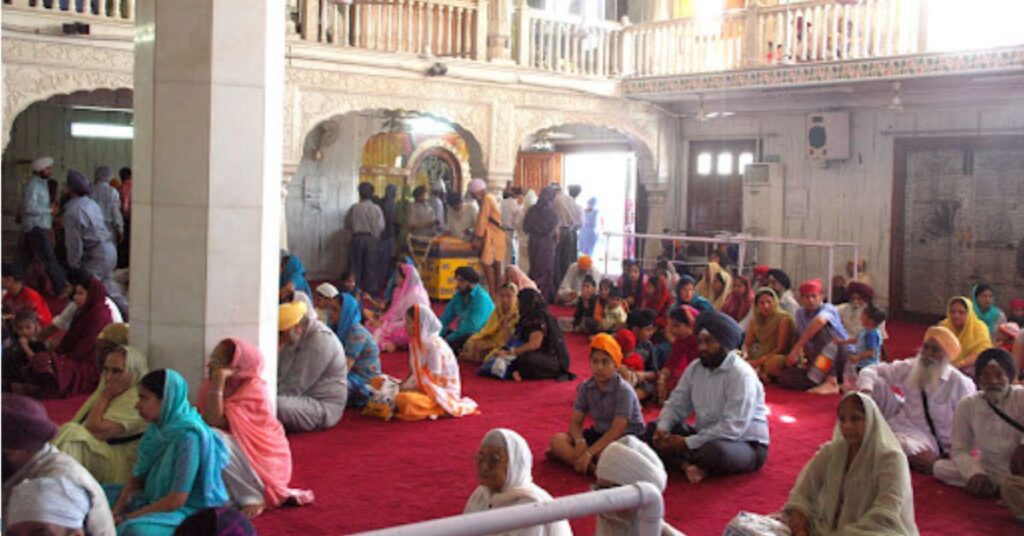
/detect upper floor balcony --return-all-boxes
[5,0,1024,97]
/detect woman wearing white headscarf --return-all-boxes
[593,436,682,536]
[394,304,478,421]
[464,428,572,536]
[726,392,918,535]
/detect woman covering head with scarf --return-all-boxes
[111,369,230,534]
[200,339,314,519]
[735,392,918,535]
[695,261,732,310]
[619,259,646,308]
[675,274,714,314]
[721,274,754,326]
[464,429,572,536]
[370,263,432,353]
[395,304,478,421]
[594,436,683,536]
[32,275,114,398]
[502,288,574,382]
[939,296,994,372]
[505,264,539,292]
[461,282,520,364]
[642,271,673,324]
[53,340,150,485]
[315,284,381,407]
[742,288,796,382]
[522,186,561,303]
[279,251,312,300]
[973,283,1007,339]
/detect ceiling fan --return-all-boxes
[529,128,574,151]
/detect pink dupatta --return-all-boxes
[200,338,314,507]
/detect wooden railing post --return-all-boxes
[742,4,760,68]
[299,0,318,41]
[916,0,929,53]
[620,16,634,77]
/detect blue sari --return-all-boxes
[333,293,363,341]
[345,324,382,408]
[280,254,312,296]
[116,370,229,535]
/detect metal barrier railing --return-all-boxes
[356,482,666,536]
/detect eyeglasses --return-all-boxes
[475,453,506,466]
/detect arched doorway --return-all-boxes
[2,89,133,262]
[516,123,654,276]
[288,109,484,279]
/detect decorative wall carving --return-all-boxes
[2,38,134,150]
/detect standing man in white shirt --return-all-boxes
[345,182,385,293]
[499,187,523,266]
[91,166,124,244]
[857,325,976,474]
[17,156,66,294]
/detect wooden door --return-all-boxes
[515,152,564,194]
[892,136,1024,321]
[687,140,756,234]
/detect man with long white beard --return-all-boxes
[933,349,1024,519]
[276,300,348,432]
[857,325,976,473]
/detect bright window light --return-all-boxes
[928,1,1024,51]
[404,117,454,136]
[70,122,134,139]
[738,152,754,175]
[697,152,712,175]
[717,152,733,175]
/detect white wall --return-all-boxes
[2,103,133,259]
[679,104,1024,307]
[286,114,381,280]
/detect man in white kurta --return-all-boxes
[934,349,1024,517]
[556,256,602,305]
[857,325,976,473]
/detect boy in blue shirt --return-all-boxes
[836,303,886,390]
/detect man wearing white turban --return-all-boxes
[464,428,572,536]
[17,156,66,293]
[5,476,91,535]
[593,436,682,536]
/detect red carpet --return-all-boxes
[42,317,1020,535]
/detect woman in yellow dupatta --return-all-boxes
[460,282,519,364]
[938,296,992,372]
[395,304,479,421]
[695,261,733,310]
[53,339,150,484]
[743,288,797,381]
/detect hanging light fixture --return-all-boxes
[888,81,904,111]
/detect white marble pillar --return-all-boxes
[130,0,285,399]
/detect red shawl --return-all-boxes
[200,338,314,508]
[642,275,673,319]
[53,278,112,396]
[721,275,755,323]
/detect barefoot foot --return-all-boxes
[683,463,707,484]
[807,378,840,395]
[240,503,265,519]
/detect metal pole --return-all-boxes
[827,245,835,303]
[737,239,746,277]
[357,483,665,536]
[604,231,610,277]
[852,245,859,281]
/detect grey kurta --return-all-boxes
[277,319,348,432]
[63,195,127,315]
[91,180,124,237]
[2,444,115,536]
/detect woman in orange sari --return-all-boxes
[200,338,314,518]
[395,304,479,421]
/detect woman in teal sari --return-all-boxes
[111,369,229,535]
[973,283,1006,339]
[279,251,312,299]
[315,284,382,408]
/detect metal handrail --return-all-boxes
[356,482,665,536]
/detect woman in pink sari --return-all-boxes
[369,263,431,352]
[504,265,538,292]
[200,338,314,518]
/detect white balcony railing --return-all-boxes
[515,8,625,77]
[623,11,747,77]
[2,0,134,20]
[296,0,488,60]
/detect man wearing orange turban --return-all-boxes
[546,333,644,476]
[556,255,602,306]
[856,325,976,474]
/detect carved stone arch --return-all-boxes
[512,110,658,169]
[290,83,491,172]
[2,65,133,151]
